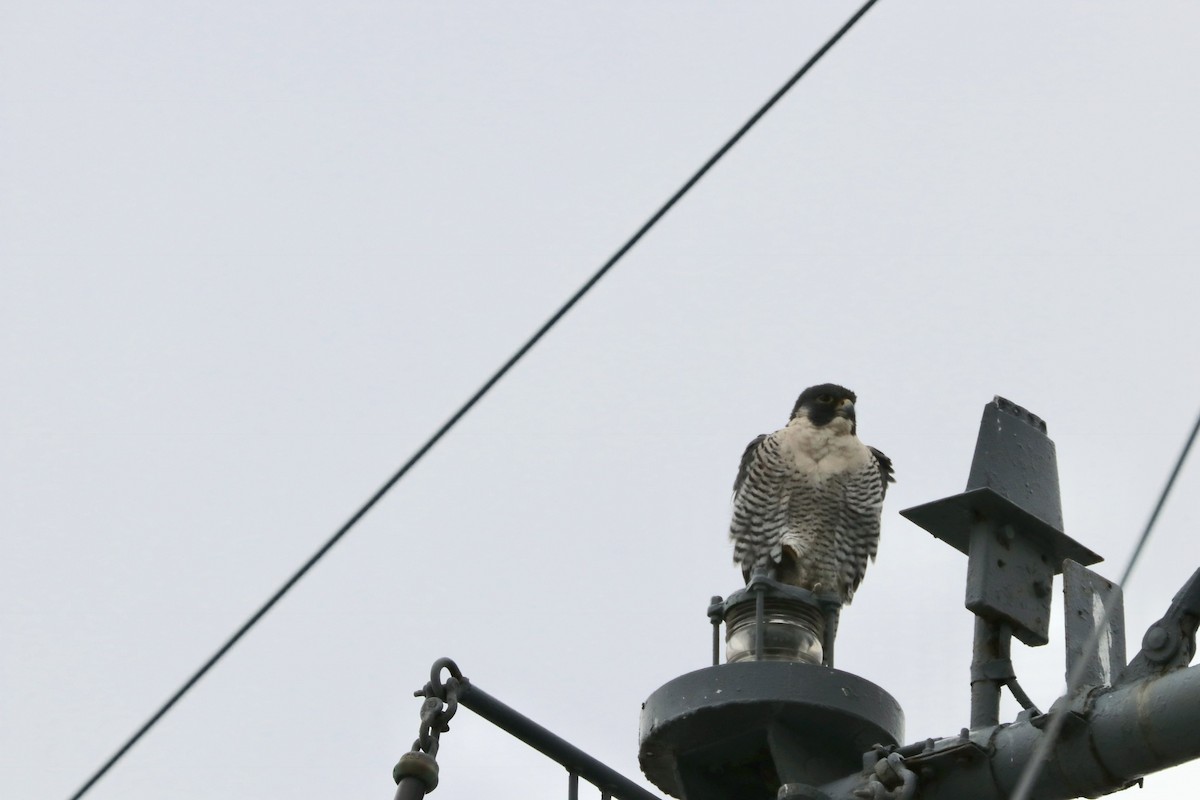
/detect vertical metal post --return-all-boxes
[970,616,1003,729]
[822,604,839,668]
[568,771,579,800]
[709,595,723,666]
[754,583,766,660]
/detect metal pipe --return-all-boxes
[985,665,1200,799]
[1085,660,1200,783]
[709,595,722,666]
[457,682,662,800]
[822,663,1200,800]
[393,777,428,800]
[969,616,1002,729]
[755,583,765,659]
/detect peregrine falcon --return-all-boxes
[730,384,894,604]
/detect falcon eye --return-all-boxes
[817,394,833,404]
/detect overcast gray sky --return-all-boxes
[4,2,1200,799]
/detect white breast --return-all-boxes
[777,416,871,477]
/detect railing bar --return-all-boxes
[457,682,662,800]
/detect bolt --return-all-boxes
[1144,626,1169,652]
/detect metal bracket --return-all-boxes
[893,730,989,794]
[853,750,918,800]
[1062,560,1125,692]
[1122,567,1200,683]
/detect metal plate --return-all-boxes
[639,662,902,799]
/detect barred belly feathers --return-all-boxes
[730,384,894,604]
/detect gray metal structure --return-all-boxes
[394,658,661,800]
[639,662,902,800]
[632,396,1200,800]
[396,396,1200,800]
[902,397,1101,728]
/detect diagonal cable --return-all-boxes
[1010,407,1200,800]
[65,3,884,798]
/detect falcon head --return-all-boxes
[790,383,858,433]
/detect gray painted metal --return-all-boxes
[812,662,1200,800]
[1063,559,1125,691]
[902,397,1099,646]
[706,595,723,667]
[903,488,1098,570]
[1123,566,1200,684]
[963,518,1057,646]
[966,396,1062,531]
[627,394,1200,800]
[968,617,1005,730]
[393,777,430,800]
[639,661,903,800]
[901,396,1097,567]
[902,397,1101,730]
[456,681,663,800]
[392,752,439,798]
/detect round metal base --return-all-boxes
[639,662,903,800]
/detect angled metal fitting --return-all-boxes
[1123,567,1200,683]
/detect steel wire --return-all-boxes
[65,4,884,797]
